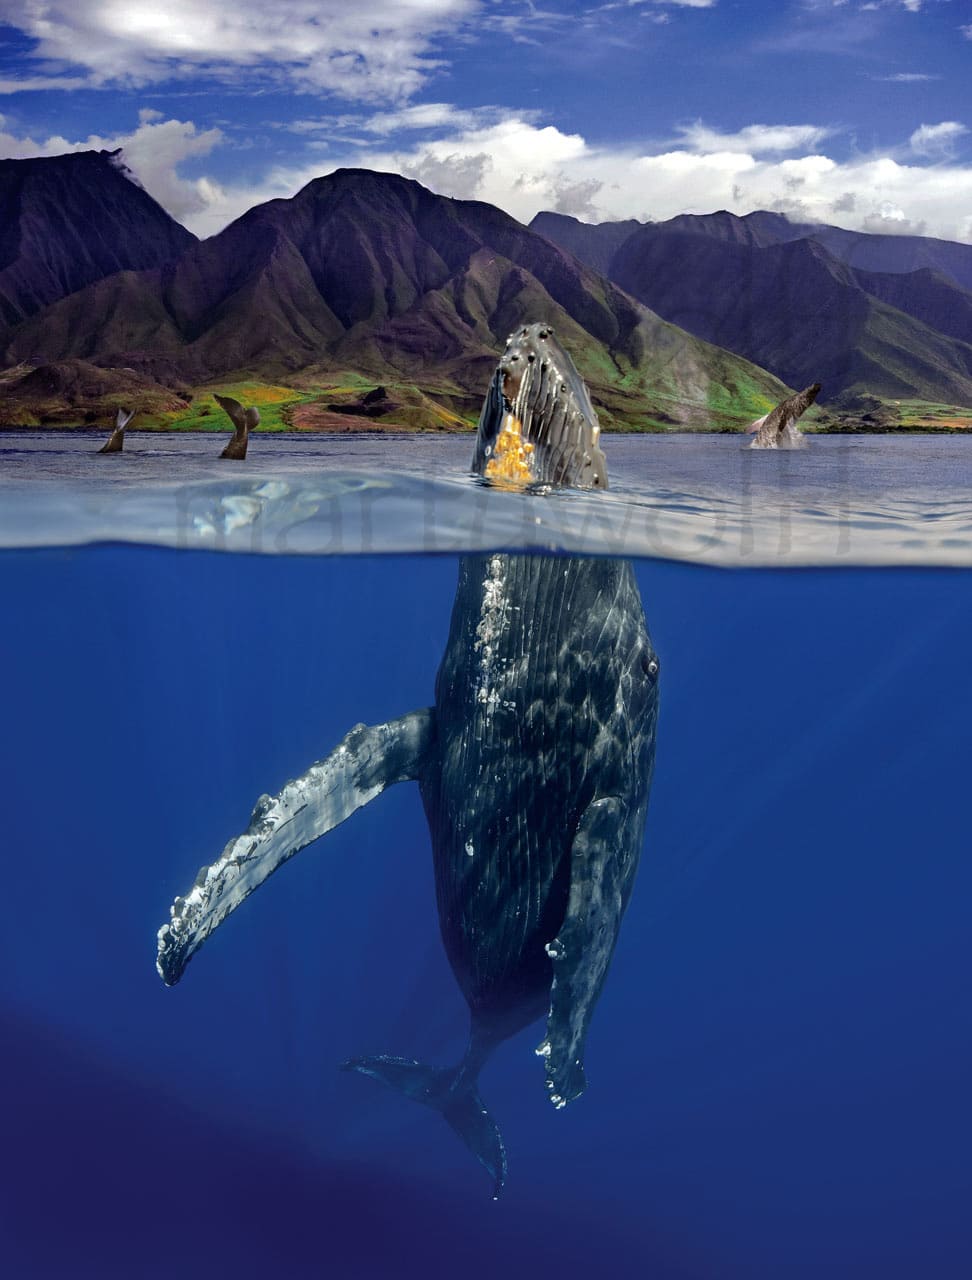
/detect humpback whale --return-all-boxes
[214,393,259,460]
[157,325,660,1195]
[748,383,821,449]
[97,407,134,454]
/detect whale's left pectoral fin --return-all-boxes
[157,708,435,986]
[538,796,631,1109]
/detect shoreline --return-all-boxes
[1,424,970,437]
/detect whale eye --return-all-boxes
[642,652,659,678]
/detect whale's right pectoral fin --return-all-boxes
[538,795,633,1109]
[157,708,435,986]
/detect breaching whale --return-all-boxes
[157,324,660,1195]
[97,407,135,454]
[748,382,821,449]
[214,393,259,460]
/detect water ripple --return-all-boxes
[0,431,969,567]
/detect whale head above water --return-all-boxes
[471,323,608,490]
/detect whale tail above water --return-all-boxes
[214,393,259,460]
[342,1054,508,1197]
[97,407,135,454]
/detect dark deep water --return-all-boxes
[1,545,970,1279]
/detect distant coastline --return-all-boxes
[2,421,969,437]
[5,159,972,446]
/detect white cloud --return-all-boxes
[909,121,968,157]
[874,72,940,82]
[478,4,571,43]
[874,201,906,222]
[285,103,534,140]
[4,108,972,246]
[0,113,224,223]
[363,104,489,135]
[676,121,834,154]
[960,24,972,39]
[0,76,91,94]
[331,115,972,244]
[862,0,936,9]
[0,0,477,103]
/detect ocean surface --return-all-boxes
[1,430,970,1279]
[2,430,971,564]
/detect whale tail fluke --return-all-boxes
[342,1054,507,1197]
[97,407,135,453]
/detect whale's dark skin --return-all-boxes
[749,382,821,448]
[425,552,656,1083]
[97,407,134,454]
[157,324,659,1195]
[214,393,259,460]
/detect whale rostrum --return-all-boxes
[157,324,660,1196]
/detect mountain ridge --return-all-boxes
[530,209,972,402]
[0,162,791,430]
[0,150,196,330]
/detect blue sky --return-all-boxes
[0,1,970,241]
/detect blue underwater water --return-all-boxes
[2,537,971,1278]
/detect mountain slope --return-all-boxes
[531,209,972,401]
[853,267,972,346]
[2,167,790,430]
[529,212,643,276]
[0,150,196,329]
[534,208,972,291]
[0,358,190,426]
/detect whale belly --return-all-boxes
[419,553,652,1034]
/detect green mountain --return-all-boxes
[1,163,791,430]
[531,210,972,403]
